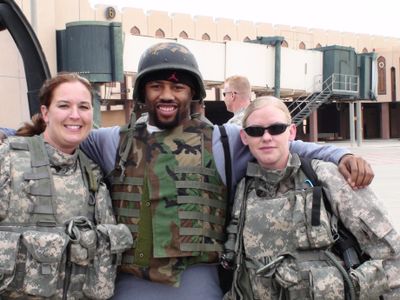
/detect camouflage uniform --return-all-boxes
[0,135,133,299]
[224,153,400,300]
[111,118,227,286]
[227,108,246,126]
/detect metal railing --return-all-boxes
[288,73,359,126]
[289,75,333,126]
[331,73,359,94]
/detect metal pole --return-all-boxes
[274,41,281,98]
[92,83,102,128]
[30,0,37,33]
[356,101,363,146]
[349,102,355,147]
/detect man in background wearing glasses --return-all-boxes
[223,75,252,125]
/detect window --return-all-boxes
[377,56,386,95]
[281,40,288,47]
[315,43,322,48]
[155,28,165,38]
[243,36,251,42]
[391,67,396,101]
[130,26,140,35]
[362,47,368,53]
[179,31,188,39]
[202,33,210,40]
[223,35,231,41]
[299,41,306,49]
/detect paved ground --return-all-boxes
[326,139,400,231]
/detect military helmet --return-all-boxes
[133,42,206,102]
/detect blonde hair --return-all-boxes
[242,96,291,127]
[224,75,251,97]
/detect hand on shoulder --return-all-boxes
[338,154,374,189]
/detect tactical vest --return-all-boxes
[0,135,132,299]
[111,118,227,286]
[225,155,393,300]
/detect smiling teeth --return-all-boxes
[66,125,81,129]
[159,106,175,111]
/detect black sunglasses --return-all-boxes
[244,123,290,137]
[222,91,236,97]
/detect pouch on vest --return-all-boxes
[67,217,97,266]
[294,190,334,250]
[0,231,21,292]
[309,266,344,299]
[273,257,345,299]
[350,260,390,299]
[22,230,69,297]
[0,189,9,222]
[83,224,133,299]
[69,230,97,266]
[359,210,400,258]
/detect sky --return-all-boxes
[90,0,400,39]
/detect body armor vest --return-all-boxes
[239,160,340,300]
[0,135,131,299]
[225,154,395,300]
[111,118,227,285]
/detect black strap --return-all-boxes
[299,156,365,269]
[311,186,322,226]
[218,125,234,294]
[299,156,324,226]
[218,125,232,209]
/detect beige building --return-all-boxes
[1,0,399,140]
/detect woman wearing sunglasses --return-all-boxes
[222,96,400,300]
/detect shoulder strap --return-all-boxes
[26,135,57,226]
[217,125,235,293]
[78,150,98,219]
[218,125,231,200]
[299,156,364,270]
[78,150,99,194]
[299,156,324,226]
[218,125,232,209]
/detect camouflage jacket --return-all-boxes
[111,118,227,286]
[227,108,246,126]
[0,135,132,299]
[225,153,400,300]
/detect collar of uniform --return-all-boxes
[146,123,164,134]
[44,142,79,169]
[245,153,301,184]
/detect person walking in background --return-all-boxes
[223,96,400,299]
[223,75,252,125]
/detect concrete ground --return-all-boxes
[327,139,400,231]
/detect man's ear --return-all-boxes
[240,129,249,145]
[288,124,297,141]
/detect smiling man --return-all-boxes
[75,42,374,300]
[144,71,195,129]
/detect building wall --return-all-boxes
[194,15,217,41]
[121,7,147,36]
[0,31,29,128]
[147,10,171,38]
[215,18,237,41]
[236,20,257,42]
[2,0,400,128]
[172,13,195,39]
